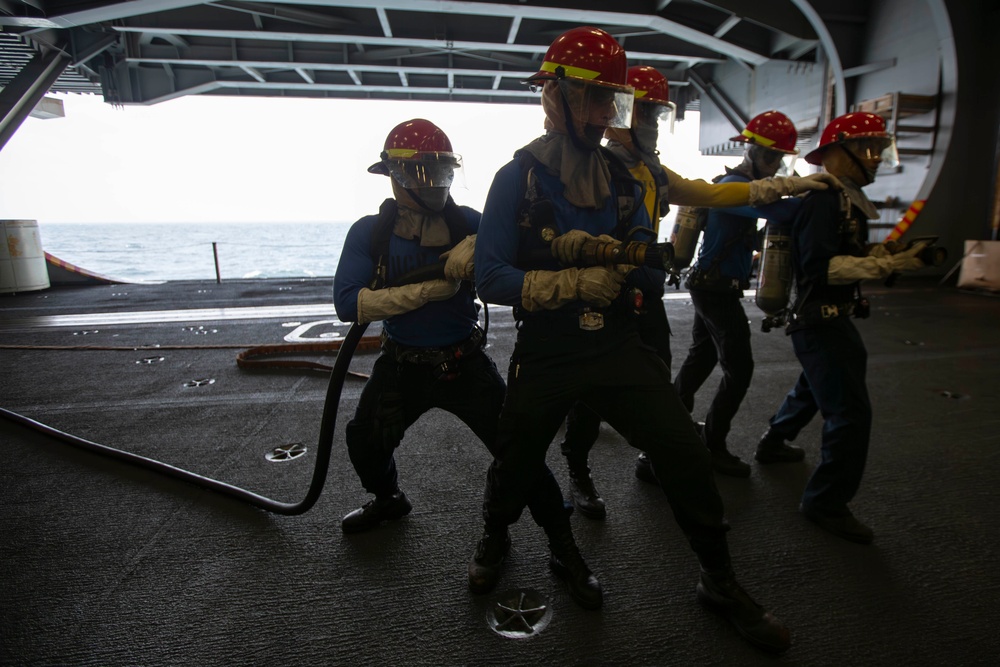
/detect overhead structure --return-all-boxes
[0,1,864,149]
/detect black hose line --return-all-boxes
[0,260,464,515]
[0,319,369,515]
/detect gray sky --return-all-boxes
[0,93,730,225]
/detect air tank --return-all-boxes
[756,223,792,332]
[670,206,703,271]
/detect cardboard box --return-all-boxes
[957,240,1000,291]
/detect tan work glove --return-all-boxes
[356,279,460,324]
[890,240,930,272]
[551,230,618,265]
[827,255,894,284]
[866,243,892,259]
[520,267,625,312]
[440,234,476,281]
[748,173,843,206]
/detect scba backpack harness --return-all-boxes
[511,148,650,329]
[367,197,483,380]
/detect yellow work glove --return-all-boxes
[356,279,461,324]
[440,234,476,281]
[890,240,930,272]
[520,267,625,312]
[748,173,843,206]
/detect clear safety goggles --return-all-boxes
[776,154,799,177]
[383,152,465,190]
[557,78,634,130]
[634,100,677,135]
[748,144,798,177]
[844,136,899,169]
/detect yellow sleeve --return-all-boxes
[662,165,752,208]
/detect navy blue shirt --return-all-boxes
[476,157,662,310]
[692,171,801,282]
[333,204,481,347]
[791,188,868,310]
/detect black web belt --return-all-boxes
[791,301,856,324]
[381,325,484,365]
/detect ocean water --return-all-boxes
[37,221,353,282]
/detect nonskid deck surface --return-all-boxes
[1,277,998,666]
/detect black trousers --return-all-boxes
[673,288,754,450]
[346,347,562,526]
[484,318,730,569]
[560,298,672,468]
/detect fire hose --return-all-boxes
[0,262,456,516]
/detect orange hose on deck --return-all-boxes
[235,337,383,371]
[0,337,384,373]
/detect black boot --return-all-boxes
[703,423,750,477]
[755,430,805,464]
[709,447,752,477]
[800,504,873,544]
[546,527,602,609]
[468,525,511,594]
[697,569,791,654]
[634,453,658,485]
[341,489,412,534]
[568,467,606,520]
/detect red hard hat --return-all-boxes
[527,26,628,88]
[628,65,670,105]
[368,118,455,174]
[804,112,890,165]
[731,111,798,154]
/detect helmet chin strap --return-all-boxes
[629,127,664,174]
[403,187,448,213]
[739,152,765,181]
[559,89,600,151]
[838,144,876,185]
[745,145,785,180]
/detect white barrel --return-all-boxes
[1,220,50,293]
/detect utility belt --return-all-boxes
[791,297,870,326]
[685,268,748,294]
[516,301,633,335]
[381,325,484,380]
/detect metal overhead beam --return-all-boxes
[113,26,725,67]
[69,32,118,67]
[0,0,771,66]
[687,69,747,131]
[687,0,816,40]
[274,0,769,65]
[135,78,546,106]
[240,65,266,83]
[206,2,357,30]
[713,15,741,39]
[843,58,897,78]
[786,39,818,61]
[506,16,522,44]
[376,7,392,37]
[0,43,71,151]
[126,56,538,81]
[6,1,204,29]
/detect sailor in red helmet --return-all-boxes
[759,112,929,544]
[334,119,563,536]
[557,66,840,517]
[470,28,791,654]
[671,111,808,478]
